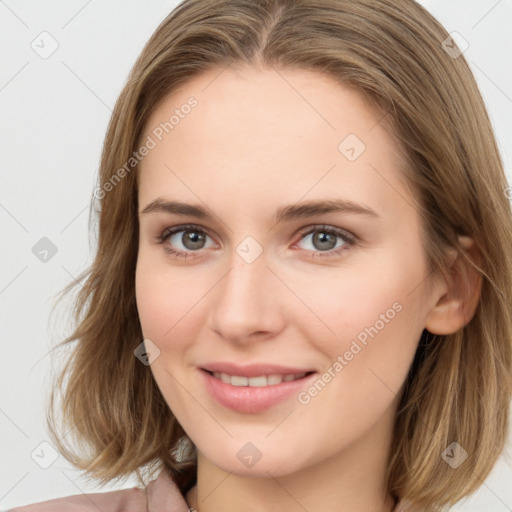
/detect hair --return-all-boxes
[46,0,512,510]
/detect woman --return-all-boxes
[9,0,512,511]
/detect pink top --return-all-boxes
[7,471,190,512]
[8,470,415,511]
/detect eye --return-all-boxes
[156,223,357,260]
[293,225,356,258]
[156,224,216,259]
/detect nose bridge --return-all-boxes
[208,247,283,342]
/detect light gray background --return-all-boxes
[1,0,511,510]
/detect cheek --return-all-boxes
[299,246,428,393]
[299,252,424,347]
[290,279,425,444]
[135,252,210,357]
[134,255,203,414]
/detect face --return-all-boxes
[135,65,441,478]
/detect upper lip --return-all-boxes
[201,362,316,377]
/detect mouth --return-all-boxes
[204,369,316,387]
[199,367,318,413]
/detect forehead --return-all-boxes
[138,65,413,221]
[142,65,386,150]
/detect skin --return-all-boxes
[135,65,480,512]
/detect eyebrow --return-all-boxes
[140,198,379,224]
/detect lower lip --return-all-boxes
[200,369,317,414]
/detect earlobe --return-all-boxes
[425,236,483,335]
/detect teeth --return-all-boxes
[212,371,307,387]
[248,376,267,387]
[231,375,248,386]
[267,374,283,385]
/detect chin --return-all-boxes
[197,437,318,478]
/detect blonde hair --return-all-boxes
[47,1,512,510]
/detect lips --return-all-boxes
[199,362,317,413]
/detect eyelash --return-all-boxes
[155,223,357,260]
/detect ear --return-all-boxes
[425,236,483,335]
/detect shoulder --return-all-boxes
[6,485,146,512]
[7,470,190,512]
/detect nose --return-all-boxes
[207,250,286,345]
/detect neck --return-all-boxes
[186,406,397,512]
